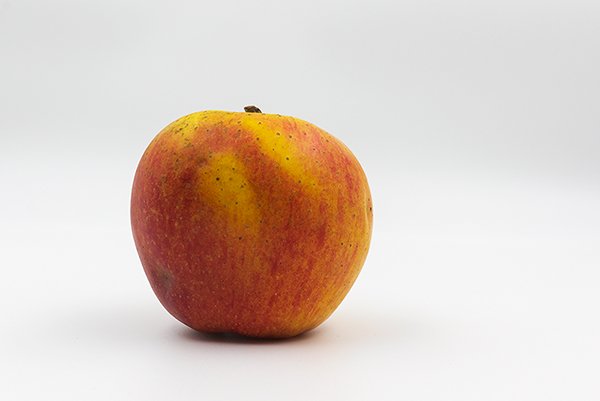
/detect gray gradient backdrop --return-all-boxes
[1,0,599,400]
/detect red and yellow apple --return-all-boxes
[131,107,373,338]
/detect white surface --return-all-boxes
[1,1,599,400]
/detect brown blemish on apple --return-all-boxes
[150,266,174,293]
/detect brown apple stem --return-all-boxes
[244,105,262,113]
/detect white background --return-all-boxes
[1,0,599,399]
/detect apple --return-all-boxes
[131,106,373,338]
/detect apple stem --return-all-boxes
[244,105,262,113]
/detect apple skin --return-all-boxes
[131,109,373,338]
